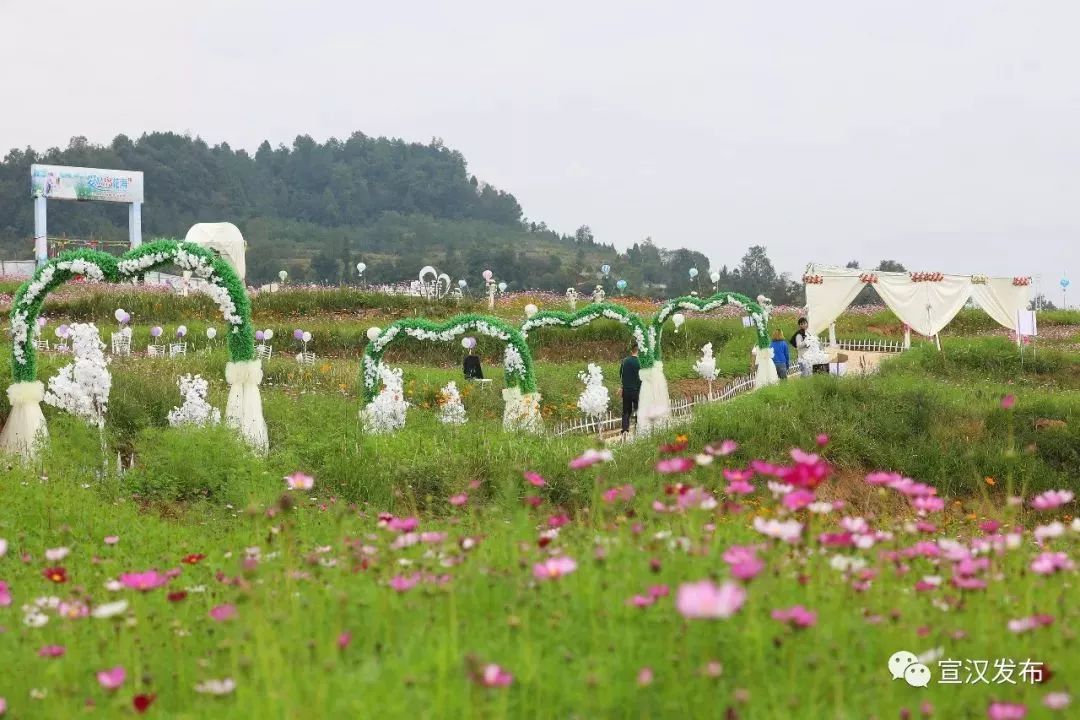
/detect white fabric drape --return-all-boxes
[873,275,971,337]
[970,280,1029,332]
[806,276,865,335]
[637,363,671,434]
[0,381,48,460]
[752,346,779,388]
[225,360,268,454]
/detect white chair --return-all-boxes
[169,342,188,358]
[33,339,50,352]
[296,351,316,366]
[256,344,273,360]
[147,345,162,358]
[111,333,131,357]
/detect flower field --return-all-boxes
[0,286,1078,718]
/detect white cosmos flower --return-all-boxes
[194,678,236,695]
[91,600,129,619]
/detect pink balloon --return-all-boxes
[482,270,493,281]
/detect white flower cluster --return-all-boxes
[520,315,564,337]
[570,312,601,328]
[368,326,400,355]
[576,363,610,419]
[167,374,221,428]
[437,381,467,425]
[361,364,409,435]
[44,323,111,429]
[503,345,527,379]
[694,343,718,381]
[503,390,543,433]
[801,335,831,366]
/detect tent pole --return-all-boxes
[828,323,837,347]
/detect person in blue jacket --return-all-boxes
[770,329,790,379]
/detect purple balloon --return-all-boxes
[37,317,47,328]
[56,324,70,338]
[293,329,304,340]
[150,326,163,338]
[122,311,131,324]
[255,330,265,341]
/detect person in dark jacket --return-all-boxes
[619,345,641,434]
[463,349,483,380]
[770,329,790,379]
[790,317,810,376]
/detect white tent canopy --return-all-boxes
[184,223,247,281]
[804,265,1031,341]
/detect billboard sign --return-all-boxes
[31,164,144,203]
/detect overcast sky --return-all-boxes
[1,1,1076,296]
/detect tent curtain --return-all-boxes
[873,275,971,337]
[970,280,1029,332]
[806,277,865,335]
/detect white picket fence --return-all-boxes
[831,339,906,353]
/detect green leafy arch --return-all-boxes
[520,302,655,368]
[361,314,537,402]
[650,292,771,363]
[9,239,255,382]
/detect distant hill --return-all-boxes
[0,132,803,301]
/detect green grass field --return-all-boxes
[1,288,1078,718]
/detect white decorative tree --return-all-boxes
[566,287,578,311]
[591,284,606,304]
[361,364,409,434]
[168,374,222,428]
[437,381,467,425]
[576,363,610,435]
[44,323,111,430]
[694,342,718,398]
[800,335,831,375]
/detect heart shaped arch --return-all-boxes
[520,302,654,366]
[649,292,772,362]
[2,239,265,458]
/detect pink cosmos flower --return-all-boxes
[729,556,765,581]
[648,584,669,598]
[911,496,945,513]
[1031,552,1074,575]
[387,517,419,533]
[753,517,803,543]
[524,471,546,487]
[628,594,655,608]
[284,472,315,490]
[97,666,126,690]
[1043,693,1070,711]
[707,440,739,456]
[782,489,815,510]
[979,520,1001,533]
[449,493,468,506]
[1007,614,1054,634]
[771,605,817,628]
[815,433,829,447]
[676,487,717,510]
[389,574,420,592]
[58,600,89,618]
[533,556,578,580]
[0,697,6,715]
[119,570,169,592]
[602,485,635,503]
[1000,394,1016,409]
[0,581,11,607]
[656,457,695,474]
[104,536,119,545]
[865,470,901,486]
[726,479,755,495]
[420,532,447,544]
[38,645,66,658]
[569,448,612,469]
[675,580,746,619]
[479,664,513,688]
[987,701,1026,720]
[1031,490,1074,511]
[337,631,352,650]
[209,604,237,622]
[637,667,654,687]
[548,514,570,528]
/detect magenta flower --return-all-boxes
[815,433,829,447]
[479,663,513,688]
[602,485,635,503]
[569,448,612,469]
[637,667,654,687]
[387,517,419,533]
[1031,490,1074,511]
[675,580,746,619]
[656,457,695,474]
[524,471,546,487]
[782,489,815,510]
[449,493,468,506]
[1000,394,1016,409]
[987,702,1026,720]
[337,631,352,650]
[771,605,818,628]
[0,581,11,607]
[1007,614,1054,634]
[97,666,126,690]
[533,556,578,580]
[38,645,66,658]
[723,546,765,580]
[548,514,570,528]
[707,439,739,456]
[104,536,119,545]
[389,574,420,592]
[628,594,655,608]
[119,570,169,592]
[911,496,945,513]
[209,604,237,622]
[284,472,314,491]
[1031,552,1074,575]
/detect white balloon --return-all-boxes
[278,270,288,281]
[206,327,218,339]
[356,262,366,273]
[498,282,507,292]
[302,331,312,343]
[688,268,699,278]
[264,329,274,340]
[458,279,467,288]
[524,303,538,317]
[710,271,721,283]
[672,313,686,327]
[366,327,381,341]
[114,308,126,322]
[177,325,188,336]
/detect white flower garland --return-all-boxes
[437,381,467,425]
[504,345,527,378]
[117,249,242,328]
[361,364,409,434]
[167,374,222,428]
[576,363,610,419]
[12,259,108,367]
[43,323,111,429]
